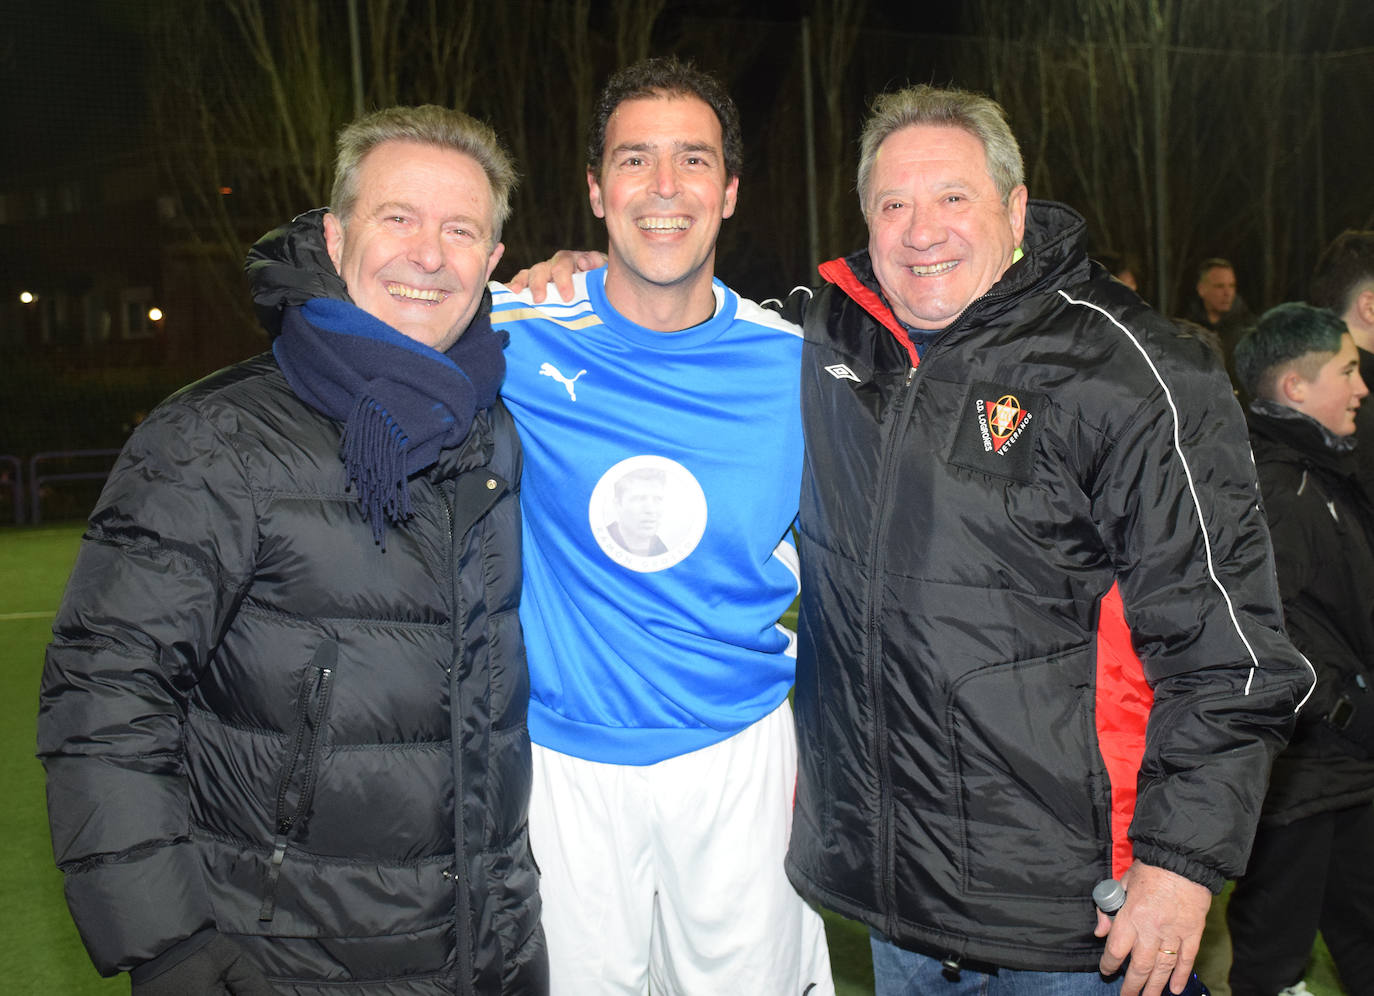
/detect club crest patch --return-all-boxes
[948,381,1046,482]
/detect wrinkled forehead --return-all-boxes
[871,124,998,196]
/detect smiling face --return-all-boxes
[324,140,504,352]
[1290,333,1369,435]
[865,124,1027,332]
[588,95,738,327]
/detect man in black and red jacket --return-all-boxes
[778,84,1312,996]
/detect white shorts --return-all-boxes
[529,700,835,996]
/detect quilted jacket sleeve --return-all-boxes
[1089,341,1313,889]
[37,400,257,975]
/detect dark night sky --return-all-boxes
[5,0,1371,185]
[0,1,970,184]
[1,2,151,180]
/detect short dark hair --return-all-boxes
[1196,258,1234,282]
[1310,230,1374,315]
[614,467,667,503]
[586,56,743,181]
[1233,302,1348,402]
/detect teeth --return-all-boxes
[638,217,690,231]
[909,261,958,276]
[386,283,447,302]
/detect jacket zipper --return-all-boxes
[442,486,475,992]
[865,361,921,938]
[260,648,335,921]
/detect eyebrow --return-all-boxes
[610,141,720,157]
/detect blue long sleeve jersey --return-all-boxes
[490,268,804,764]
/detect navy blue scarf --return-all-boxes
[273,295,506,544]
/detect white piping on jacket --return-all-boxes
[1057,290,1315,710]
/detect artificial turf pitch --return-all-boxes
[0,523,1341,995]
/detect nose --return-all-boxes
[903,204,946,251]
[651,158,679,200]
[1354,370,1370,400]
[408,225,444,272]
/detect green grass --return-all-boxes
[1,524,1344,994]
[1,523,127,994]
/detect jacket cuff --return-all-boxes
[1129,842,1226,893]
[129,928,218,984]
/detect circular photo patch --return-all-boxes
[588,455,707,573]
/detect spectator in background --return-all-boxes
[1228,303,1374,996]
[1310,229,1374,496]
[1094,249,1142,295]
[1184,257,1255,396]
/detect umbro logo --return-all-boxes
[824,363,860,382]
[539,362,587,401]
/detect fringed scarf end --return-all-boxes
[342,396,412,546]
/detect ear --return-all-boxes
[587,169,605,219]
[1006,185,1028,247]
[1358,288,1374,326]
[721,174,740,220]
[484,242,506,282]
[1279,367,1308,406]
[323,212,345,274]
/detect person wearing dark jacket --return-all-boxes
[37,106,546,994]
[1310,229,1374,498]
[777,85,1312,996]
[1226,304,1374,996]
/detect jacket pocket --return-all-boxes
[948,643,1108,901]
[259,640,337,922]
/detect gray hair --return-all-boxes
[856,84,1024,216]
[330,105,517,243]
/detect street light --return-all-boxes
[148,307,164,322]
[19,291,36,304]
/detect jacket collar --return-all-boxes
[1247,402,1360,476]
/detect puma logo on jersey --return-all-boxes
[539,362,587,401]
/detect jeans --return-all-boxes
[871,932,1123,996]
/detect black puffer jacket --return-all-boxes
[782,201,1312,972]
[38,341,543,989]
[1248,406,1374,825]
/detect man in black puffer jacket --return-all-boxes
[38,106,546,995]
[778,85,1312,996]
[1227,304,1374,996]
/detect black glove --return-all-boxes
[132,933,274,995]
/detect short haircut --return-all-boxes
[1310,230,1374,316]
[856,84,1024,217]
[586,56,743,181]
[1233,302,1348,401]
[1196,258,1234,282]
[614,467,667,503]
[330,105,517,243]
